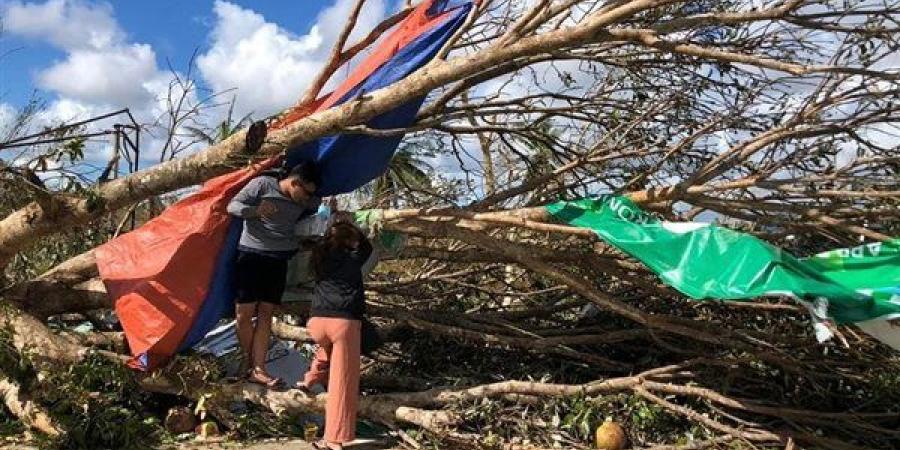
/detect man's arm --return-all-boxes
[227,178,264,218]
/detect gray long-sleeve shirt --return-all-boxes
[226,176,321,256]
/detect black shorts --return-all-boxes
[234,251,288,304]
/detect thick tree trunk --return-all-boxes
[8,278,109,320]
[0,302,84,368]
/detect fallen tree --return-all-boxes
[2,0,899,448]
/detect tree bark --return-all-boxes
[0,302,84,368]
[7,278,109,320]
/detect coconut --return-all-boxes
[595,419,626,450]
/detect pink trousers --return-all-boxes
[303,317,361,444]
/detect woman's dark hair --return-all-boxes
[311,222,363,280]
[286,161,322,188]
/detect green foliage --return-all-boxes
[559,395,600,441]
[36,354,165,450]
[620,395,685,441]
[0,323,36,384]
[869,370,900,400]
[79,187,106,213]
[400,427,445,450]
[57,137,86,164]
[0,325,165,449]
[534,394,688,445]
[230,403,305,440]
[4,221,115,285]
[0,408,24,438]
[0,324,28,440]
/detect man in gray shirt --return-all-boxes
[227,161,323,387]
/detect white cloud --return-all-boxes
[1,0,123,50]
[37,97,100,124]
[0,102,17,137]
[38,45,160,106]
[317,0,388,45]
[197,0,388,119]
[2,0,169,113]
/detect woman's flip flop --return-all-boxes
[311,439,342,450]
[293,381,314,396]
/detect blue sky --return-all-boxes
[2,1,339,106]
[0,0,400,125]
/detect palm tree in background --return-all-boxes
[358,143,433,208]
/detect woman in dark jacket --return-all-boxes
[295,221,372,450]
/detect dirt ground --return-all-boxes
[176,437,397,449]
[1,437,397,449]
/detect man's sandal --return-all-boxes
[247,367,285,389]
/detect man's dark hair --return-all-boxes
[286,161,322,188]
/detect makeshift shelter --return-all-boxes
[96,0,476,370]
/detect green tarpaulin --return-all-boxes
[547,196,900,348]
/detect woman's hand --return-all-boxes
[325,196,339,212]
